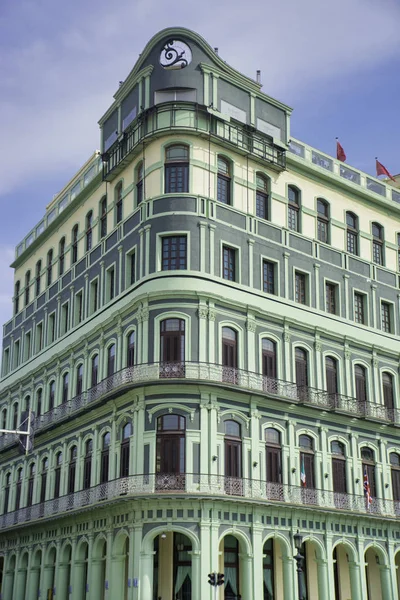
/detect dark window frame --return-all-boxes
[164,145,189,194]
[161,235,187,271]
[317,198,329,244]
[346,212,358,255]
[223,245,236,282]
[217,156,231,205]
[288,186,300,232]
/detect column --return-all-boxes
[141,307,149,365]
[239,553,253,600]
[356,537,368,599]
[198,303,208,363]
[350,433,359,496]
[314,263,320,309]
[371,353,380,404]
[84,273,89,320]
[348,561,362,600]
[251,525,263,600]
[199,222,207,273]
[200,517,212,600]
[144,74,150,109]
[283,328,291,382]
[209,398,218,476]
[56,296,61,337]
[250,406,261,481]
[139,551,154,600]
[314,336,323,390]
[320,427,329,491]
[343,274,350,319]
[212,74,218,108]
[131,523,142,600]
[209,225,216,276]
[343,344,352,398]
[135,398,145,476]
[11,549,20,600]
[316,558,330,600]
[105,531,113,600]
[100,261,105,307]
[208,305,216,365]
[109,418,117,480]
[190,551,201,600]
[248,239,254,288]
[69,285,74,330]
[371,284,377,328]
[380,565,394,600]
[282,556,295,600]
[144,225,151,276]
[246,315,256,372]
[283,252,290,299]
[118,245,123,294]
[116,321,123,372]
[250,93,256,126]
[199,395,210,476]
[139,229,144,279]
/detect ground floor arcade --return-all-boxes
[1,500,399,600]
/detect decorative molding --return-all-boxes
[208,309,216,321]
[283,332,291,342]
[198,307,208,320]
[147,403,196,423]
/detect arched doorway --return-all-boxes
[333,543,360,600]
[57,544,72,600]
[75,541,89,600]
[3,554,16,599]
[43,547,56,600]
[91,537,107,600]
[218,533,252,600]
[111,534,129,600]
[262,536,293,600]
[153,532,192,600]
[15,551,28,599]
[300,539,327,600]
[364,546,392,600]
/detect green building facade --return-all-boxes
[0,27,400,600]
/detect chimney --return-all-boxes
[214,47,219,55]
[256,70,261,84]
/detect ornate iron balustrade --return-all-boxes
[0,473,399,531]
[0,362,398,452]
[102,102,286,180]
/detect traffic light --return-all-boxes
[217,573,224,586]
[208,573,216,586]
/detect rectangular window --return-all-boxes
[61,302,69,335]
[317,219,328,243]
[373,241,383,265]
[354,292,365,324]
[75,291,83,325]
[325,282,337,315]
[24,332,31,361]
[165,164,189,194]
[223,246,236,282]
[90,279,99,314]
[2,348,10,376]
[129,252,136,285]
[288,206,299,232]
[263,260,275,294]
[381,302,391,333]
[48,313,56,344]
[161,236,187,270]
[295,272,306,304]
[107,267,115,301]
[36,322,43,353]
[13,340,20,369]
[347,231,357,255]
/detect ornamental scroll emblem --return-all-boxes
[159,40,192,70]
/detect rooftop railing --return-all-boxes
[0,362,397,453]
[0,473,398,531]
[289,139,400,205]
[102,102,286,180]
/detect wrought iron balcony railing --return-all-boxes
[0,473,399,531]
[102,102,286,180]
[1,362,397,452]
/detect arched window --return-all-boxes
[68,446,77,494]
[71,225,78,264]
[26,463,35,507]
[14,280,20,315]
[62,372,69,404]
[156,415,186,485]
[346,212,358,255]
[256,174,269,220]
[1,408,7,429]
[24,395,30,412]
[265,428,281,484]
[100,196,107,238]
[217,157,231,205]
[127,331,135,367]
[361,447,376,499]
[331,441,347,496]
[120,422,132,478]
[160,319,185,375]
[35,260,42,296]
[100,432,111,483]
[107,344,116,377]
[295,348,308,387]
[36,388,42,418]
[223,536,240,598]
[115,182,123,224]
[288,186,300,232]
[40,457,48,503]
[224,420,242,493]
[59,237,65,276]
[382,372,394,412]
[3,473,10,514]
[262,339,277,379]
[83,440,93,489]
[12,402,18,429]
[86,211,93,252]
[299,435,315,490]
[25,270,31,306]
[222,327,238,384]
[263,538,275,599]
[48,380,55,411]
[76,364,83,395]
[54,451,62,498]
[325,357,338,395]
[317,199,329,243]
[15,467,23,510]
[355,365,367,403]
[47,250,53,286]
[165,145,189,194]
[136,162,143,205]
[91,354,99,387]
[390,453,400,502]
[372,222,384,265]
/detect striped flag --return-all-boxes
[300,455,306,487]
[364,466,372,507]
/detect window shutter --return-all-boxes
[332,458,347,493]
[383,381,394,409]
[326,366,337,395]
[355,373,366,403]
[302,453,315,488]
[296,357,308,387]
[391,470,400,502]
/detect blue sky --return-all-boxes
[1,0,400,328]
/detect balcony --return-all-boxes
[102,102,286,180]
[1,362,397,452]
[1,473,399,532]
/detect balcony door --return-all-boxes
[265,428,281,486]
[222,327,238,384]
[224,420,242,495]
[390,453,400,502]
[156,414,186,489]
[361,448,376,498]
[331,442,347,494]
[160,319,185,377]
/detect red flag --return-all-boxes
[336,139,346,162]
[376,159,396,182]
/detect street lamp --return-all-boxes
[293,530,306,600]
